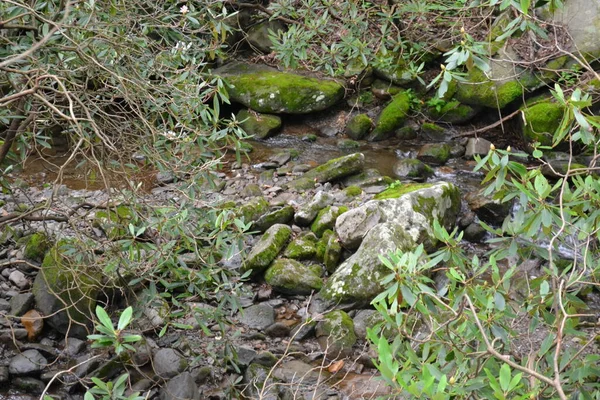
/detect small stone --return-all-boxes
[268,151,292,166]
[12,377,45,394]
[465,137,493,158]
[156,171,175,185]
[240,303,275,330]
[393,158,434,182]
[21,309,44,341]
[160,372,200,400]
[9,270,29,290]
[253,351,278,368]
[9,349,48,376]
[235,346,257,367]
[63,337,86,356]
[0,298,10,312]
[265,322,291,338]
[464,223,487,243]
[153,348,187,379]
[0,366,8,383]
[416,143,452,166]
[10,293,34,316]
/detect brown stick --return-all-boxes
[0,100,35,165]
[453,109,522,138]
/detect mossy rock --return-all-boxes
[316,230,342,273]
[237,110,281,139]
[393,158,434,182]
[520,100,565,146]
[283,233,318,260]
[374,182,434,200]
[217,62,344,114]
[420,122,447,141]
[368,92,411,141]
[417,143,452,166]
[288,153,365,191]
[371,78,404,98]
[343,185,363,197]
[426,99,480,124]
[311,206,348,238]
[315,310,357,358]
[242,224,292,275]
[237,196,270,225]
[345,114,372,140]
[93,206,135,240]
[337,139,360,150]
[264,258,323,295]
[455,66,524,109]
[32,240,100,339]
[22,232,51,262]
[253,205,295,232]
[247,20,285,53]
[373,59,415,86]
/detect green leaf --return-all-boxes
[499,363,511,392]
[95,306,114,332]
[494,292,506,311]
[117,306,133,331]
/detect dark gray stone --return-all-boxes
[12,377,45,394]
[160,372,200,400]
[240,303,275,330]
[9,349,48,376]
[0,365,8,383]
[235,346,257,367]
[0,298,10,312]
[465,138,493,158]
[9,293,34,316]
[265,322,291,338]
[63,337,86,356]
[153,348,187,379]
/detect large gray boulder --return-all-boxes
[319,182,461,309]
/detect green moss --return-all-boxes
[316,230,342,273]
[412,184,461,231]
[455,68,523,109]
[288,153,365,191]
[337,139,360,150]
[242,224,292,275]
[253,205,295,232]
[344,185,363,197]
[374,183,434,200]
[264,258,322,295]
[315,310,357,355]
[283,233,318,260]
[311,206,348,238]
[345,114,372,140]
[93,206,135,239]
[417,143,452,165]
[426,99,479,124]
[225,69,344,114]
[368,92,411,141]
[236,110,281,139]
[23,232,51,262]
[521,100,565,146]
[237,197,270,224]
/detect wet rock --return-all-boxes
[10,293,34,316]
[315,310,357,358]
[420,122,448,141]
[63,337,86,357]
[217,62,344,114]
[9,270,29,290]
[153,348,188,379]
[426,99,480,124]
[240,303,275,330]
[417,143,452,166]
[337,139,360,150]
[9,349,48,376]
[393,158,434,181]
[345,114,372,140]
[21,309,44,341]
[253,205,295,233]
[283,232,318,260]
[288,153,365,191]
[465,137,493,158]
[466,191,512,224]
[265,259,323,295]
[294,191,335,226]
[242,224,292,275]
[311,206,347,238]
[12,377,45,394]
[316,230,342,273]
[368,92,411,141]
[335,202,381,250]
[237,110,282,139]
[160,372,200,400]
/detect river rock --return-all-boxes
[288,153,365,191]
[32,241,99,339]
[237,109,281,139]
[247,20,285,53]
[0,298,9,312]
[393,158,434,181]
[9,293,34,316]
[466,191,512,224]
[367,92,411,141]
[520,98,563,146]
[253,205,294,232]
[237,196,270,225]
[154,348,187,379]
[283,233,318,260]
[63,337,86,357]
[217,62,344,114]
[426,99,480,124]
[465,137,493,158]
[160,372,200,400]
[335,202,381,250]
[294,191,335,226]
[240,303,275,330]
[9,349,48,376]
[420,122,448,141]
[265,258,322,295]
[345,114,372,140]
[316,230,342,273]
[22,232,51,262]
[318,182,461,308]
[315,310,357,358]
[352,309,385,340]
[9,270,29,290]
[311,206,347,238]
[417,143,452,165]
[242,224,292,275]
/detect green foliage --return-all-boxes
[370,84,600,399]
[88,306,141,355]
[85,373,143,400]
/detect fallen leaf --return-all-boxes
[328,360,344,373]
[21,310,43,341]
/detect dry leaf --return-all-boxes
[328,360,344,373]
[21,309,43,341]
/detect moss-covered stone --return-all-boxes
[341,168,394,189]
[393,158,434,181]
[22,232,51,262]
[264,258,323,295]
[337,139,360,150]
[520,100,564,146]
[237,196,270,225]
[93,206,135,240]
[236,109,281,139]
[315,311,357,358]
[368,92,411,141]
[455,67,524,109]
[217,62,344,114]
[345,114,372,140]
[344,185,363,197]
[242,224,292,275]
[426,99,479,124]
[374,183,434,200]
[253,205,295,232]
[247,20,285,53]
[420,122,447,141]
[316,230,342,273]
[32,240,100,338]
[371,79,403,98]
[373,59,415,86]
[417,143,452,165]
[288,153,365,191]
[283,233,318,260]
[311,206,348,238]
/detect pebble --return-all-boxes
[9,349,48,376]
[62,337,86,356]
[8,270,29,290]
